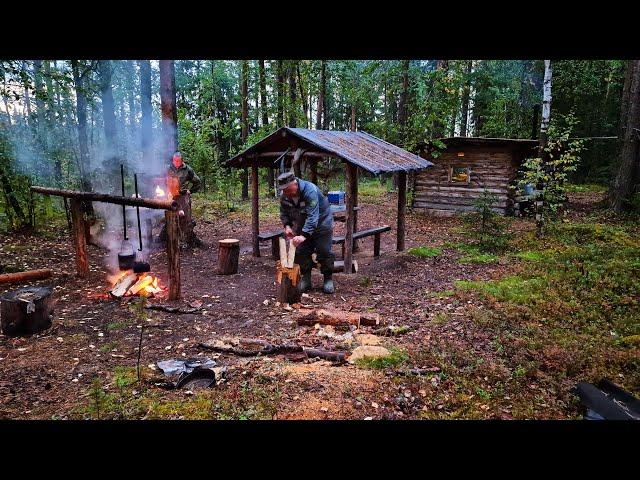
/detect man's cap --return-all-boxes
[173,151,182,159]
[277,171,297,190]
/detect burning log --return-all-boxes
[110,272,138,297]
[297,308,381,328]
[128,274,155,295]
[218,239,239,275]
[0,269,53,285]
[30,186,179,211]
[109,272,164,298]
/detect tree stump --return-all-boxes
[218,239,240,275]
[276,261,301,305]
[1,286,54,335]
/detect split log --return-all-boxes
[297,308,380,328]
[218,238,240,274]
[110,272,138,297]
[276,260,301,304]
[128,274,154,295]
[0,269,52,285]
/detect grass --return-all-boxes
[72,367,282,420]
[99,341,119,353]
[106,320,131,331]
[453,218,640,404]
[407,246,442,258]
[356,347,409,370]
[425,289,455,299]
[458,253,499,264]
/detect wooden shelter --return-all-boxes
[226,127,433,274]
[414,137,538,216]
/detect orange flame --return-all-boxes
[155,185,165,197]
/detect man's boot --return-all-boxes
[323,272,335,294]
[298,270,312,293]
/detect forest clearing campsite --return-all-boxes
[0,59,639,421]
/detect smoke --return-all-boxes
[4,60,176,274]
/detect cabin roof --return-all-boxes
[419,137,539,150]
[226,127,434,174]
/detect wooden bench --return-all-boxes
[258,231,283,259]
[332,225,391,258]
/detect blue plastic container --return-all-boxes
[327,191,345,205]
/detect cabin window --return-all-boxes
[449,166,471,183]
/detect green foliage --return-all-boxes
[407,246,442,258]
[461,189,511,254]
[355,347,409,370]
[518,113,585,224]
[458,253,499,264]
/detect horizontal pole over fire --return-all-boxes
[30,186,178,211]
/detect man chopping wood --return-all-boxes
[278,171,335,294]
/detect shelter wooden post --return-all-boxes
[310,160,318,184]
[397,170,407,251]
[352,167,359,252]
[344,163,357,274]
[251,164,260,257]
[69,198,89,278]
[165,210,181,300]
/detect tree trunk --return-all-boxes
[316,60,326,130]
[276,60,284,128]
[98,60,118,191]
[288,61,298,128]
[611,60,640,213]
[259,60,274,191]
[159,60,178,163]
[259,59,268,128]
[124,60,138,138]
[536,60,553,236]
[139,60,153,167]
[297,63,308,128]
[241,60,249,200]
[460,60,472,137]
[71,61,92,193]
[398,60,409,145]
[0,171,26,226]
[21,61,32,123]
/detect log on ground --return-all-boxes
[297,308,380,328]
[0,269,53,285]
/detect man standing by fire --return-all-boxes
[161,151,202,246]
[278,171,335,294]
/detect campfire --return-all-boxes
[155,184,169,199]
[109,270,166,298]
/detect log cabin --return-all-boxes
[414,137,538,216]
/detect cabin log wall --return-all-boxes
[414,146,520,215]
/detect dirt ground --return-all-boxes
[0,189,623,419]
